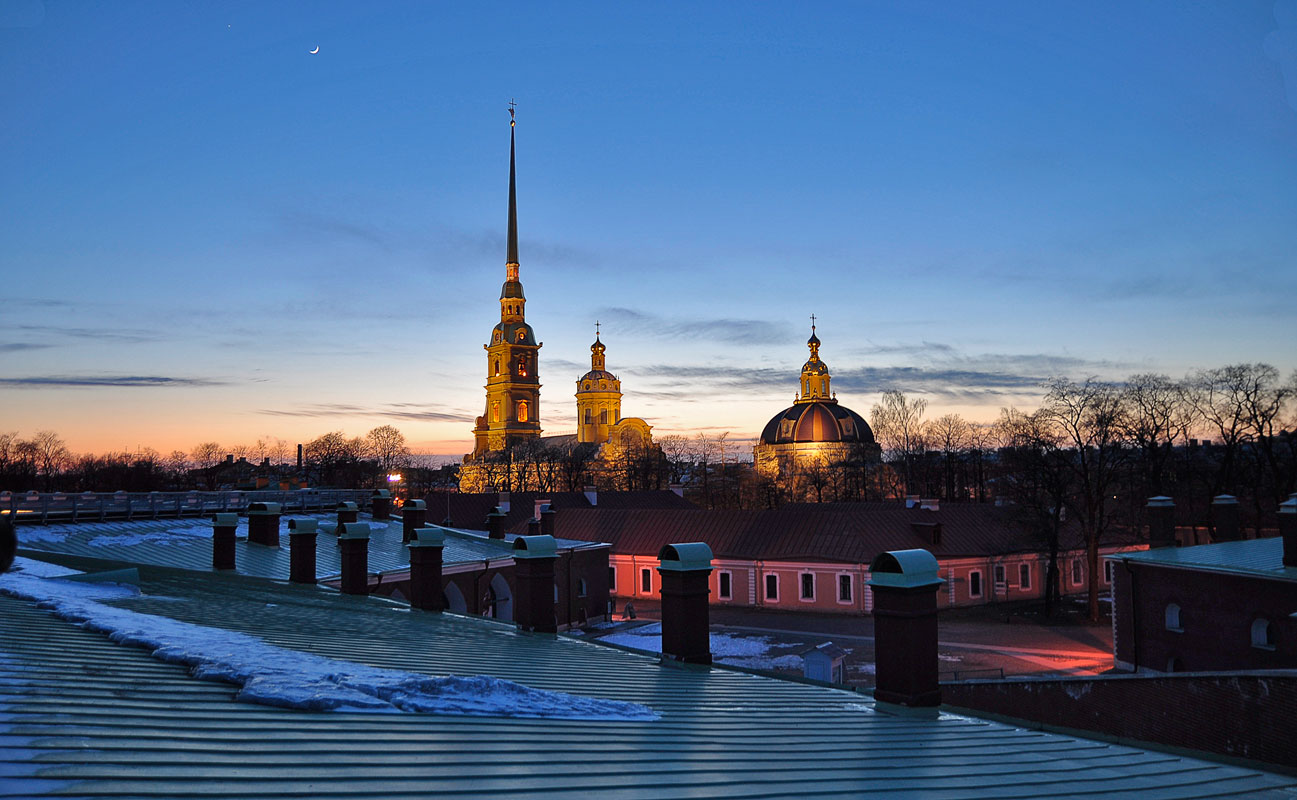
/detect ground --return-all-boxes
[590,597,1115,687]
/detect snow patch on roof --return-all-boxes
[599,622,809,670]
[0,558,657,721]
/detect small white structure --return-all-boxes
[801,641,847,684]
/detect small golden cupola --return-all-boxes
[798,317,833,403]
[576,323,623,444]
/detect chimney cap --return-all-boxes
[340,522,372,540]
[405,499,427,510]
[868,548,944,589]
[1147,496,1174,507]
[1212,494,1239,505]
[512,534,557,559]
[336,501,358,511]
[288,518,318,534]
[371,489,391,498]
[410,527,446,548]
[247,502,282,515]
[1280,497,1297,515]
[657,542,714,571]
[211,513,239,527]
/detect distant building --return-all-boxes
[753,323,880,486]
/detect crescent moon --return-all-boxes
[309,45,320,54]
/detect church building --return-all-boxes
[460,112,657,493]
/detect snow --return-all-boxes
[87,524,217,548]
[599,623,808,671]
[0,653,75,792]
[0,557,657,721]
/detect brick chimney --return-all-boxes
[287,518,318,584]
[336,501,359,531]
[486,507,507,540]
[657,543,714,664]
[1211,494,1240,542]
[868,548,945,707]
[1279,494,1297,568]
[539,504,555,537]
[512,535,558,633]
[407,527,445,611]
[1147,496,1176,548]
[339,522,370,596]
[211,513,238,570]
[246,502,281,547]
[402,499,427,544]
[371,489,392,521]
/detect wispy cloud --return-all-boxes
[0,343,54,352]
[279,211,390,250]
[599,307,791,345]
[258,402,477,424]
[3,323,158,344]
[0,375,227,388]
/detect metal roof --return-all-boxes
[2,560,1294,798]
[1109,537,1297,583]
[12,514,523,580]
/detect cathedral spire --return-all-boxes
[506,100,519,274]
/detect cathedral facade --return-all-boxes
[460,114,657,493]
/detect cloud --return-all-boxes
[258,402,476,424]
[598,307,791,345]
[4,323,158,344]
[0,343,54,352]
[279,211,389,250]
[0,375,227,388]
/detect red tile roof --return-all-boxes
[545,502,1099,563]
[425,490,695,533]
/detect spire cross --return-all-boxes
[810,313,816,333]
[595,320,601,337]
[508,98,516,126]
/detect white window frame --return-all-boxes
[717,570,733,601]
[640,567,652,595]
[1071,558,1083,586]
[836,573,853,605]
[799,572,816,603]
[1165,603,1182,632]
[764,573,779,602]
[1018,563,1031,590]
[993,564,1006,591]
[968,569,983,599]
[1104,559,1116,585]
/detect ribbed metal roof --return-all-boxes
[1110,537,1296,583]
[11,514,526,580]
[2,561,1294,798]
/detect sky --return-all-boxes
[2,1,1296,458]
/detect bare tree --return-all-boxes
[1039,377,1129,622]
[190,442,224,490]
[1121,373,1195,499]
[29,431,70,491]
[870,390,928,495]
[366,425,410,475]
[925,413,970,501]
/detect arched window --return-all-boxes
[493,360,500,376]
[584,408,592,424]
[517,401,529,422]
[820,379,827,394]
[491,402,500,423]
[600,409,609,424]
[1165,603,1182,631]
[577,578,588,598]
[1252,618,1276,649]
[517,357,527,377]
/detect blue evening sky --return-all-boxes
[2,1,1295,455]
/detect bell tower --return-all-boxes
[576,323,622,444]
[471,105,542,458]
[797,315,835,404]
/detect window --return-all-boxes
[1104,560,1116,584]
[584,408,592,424]
[718,571,732,600]
[1251,619,1276,650]
[800,572,815,601]
[516,329,525,342]
[584,382,590,390]
[1071,559,1083,586]
[493,359,500,376]
[600,409,609,424]
[820,379,826,394]
[517,358,527,376]
[1165,603,1182,632]
[491,401,500,422]
[577,578,587,598]
[765,574,779,602]
[968,570,983,599]
[838,574,852,603]
[993,564,1006,588]
[608,566,616,591]
[640,567,652,594]
[517,401,529,422]
[1018,563,1031,590]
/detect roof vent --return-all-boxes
[920,498,939,512]
[584,486,598,507]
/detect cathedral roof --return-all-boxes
[759,401,874,445]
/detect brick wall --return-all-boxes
[943,672,1297,770]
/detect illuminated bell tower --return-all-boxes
[797,316,834,404]
[575,324,622,444]
[471,106,542,457]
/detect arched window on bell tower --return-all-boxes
[517,400,529,423]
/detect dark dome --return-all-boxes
[500,280,525,300]
[493,321,536,345]
[802,359,829,376]
[579,369,616,383]
[759,401,874,445]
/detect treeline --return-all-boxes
[0,425,454,493]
